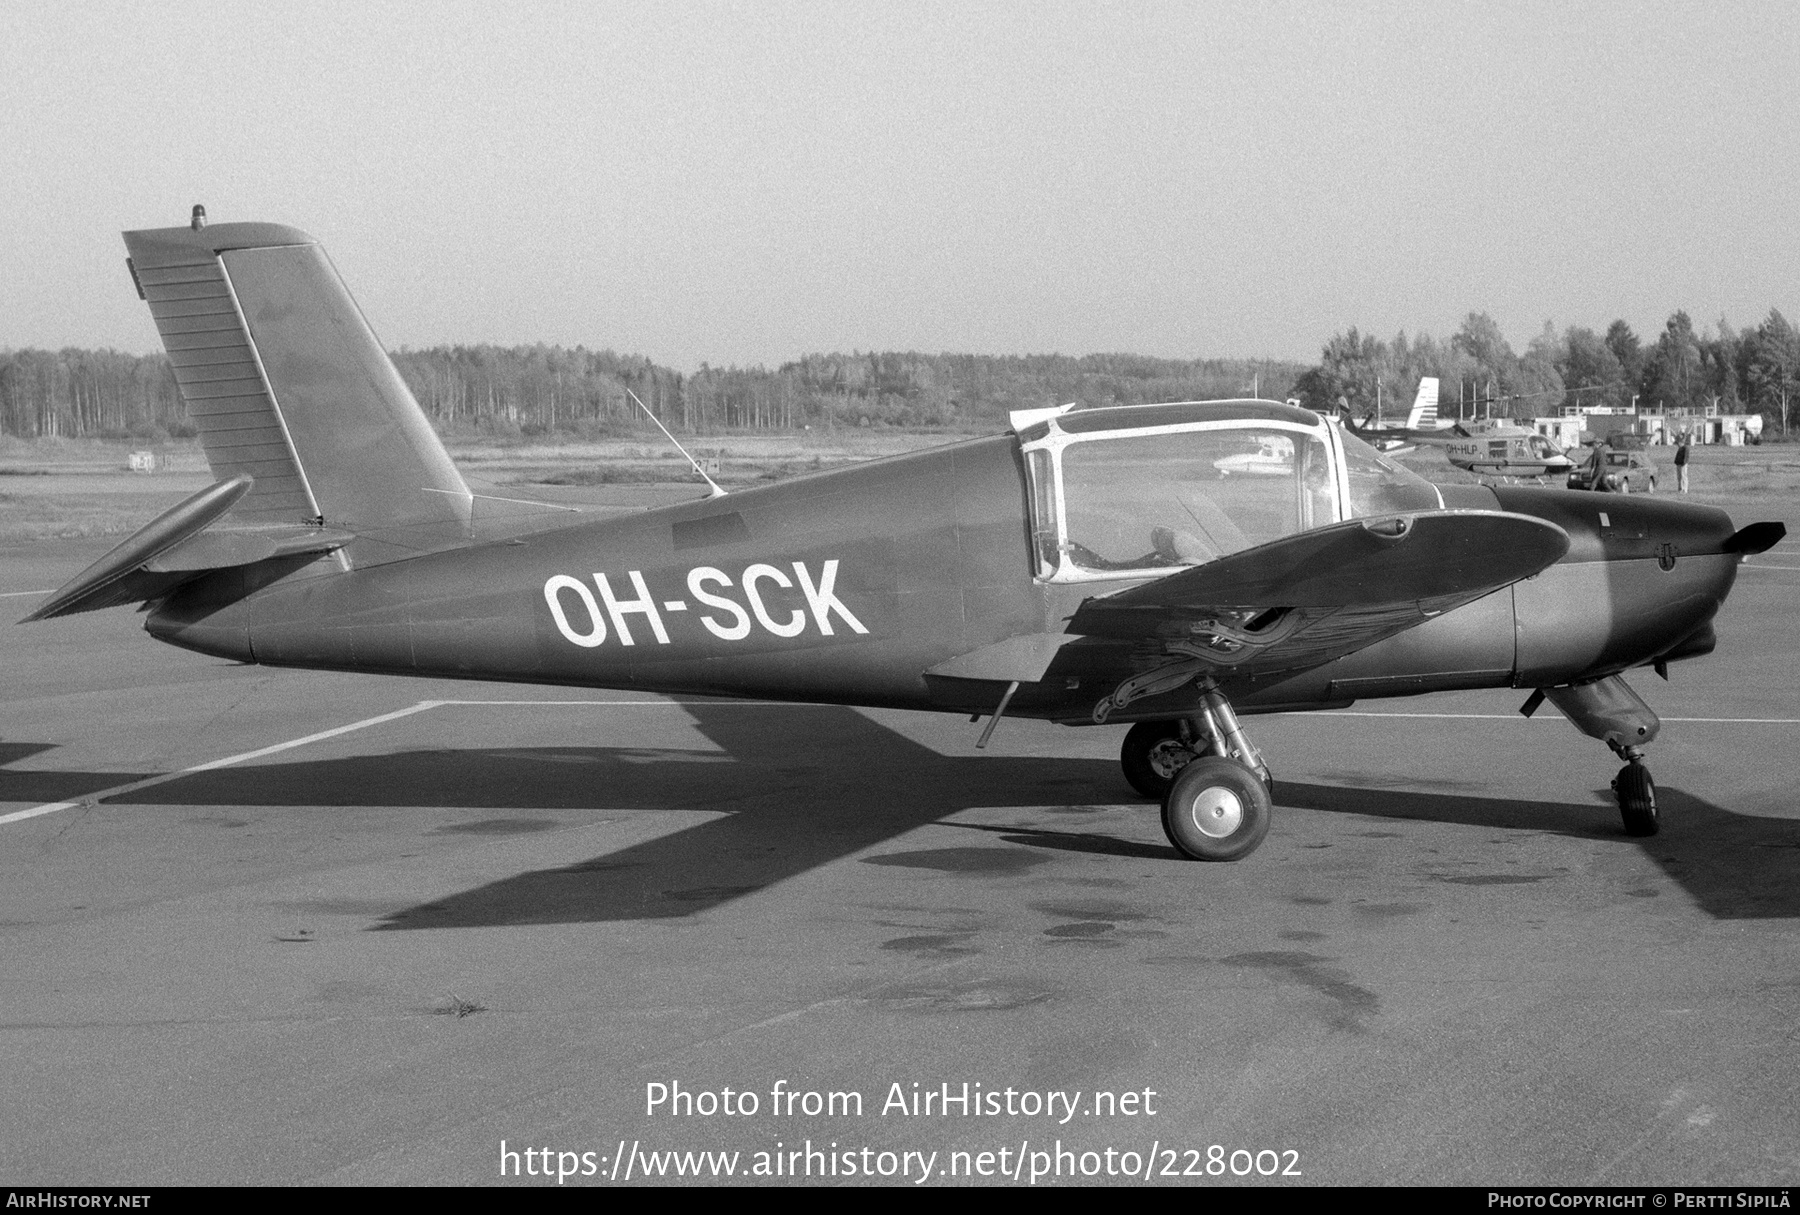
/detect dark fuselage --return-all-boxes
[146,433,1747,725]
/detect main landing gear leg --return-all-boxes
[1117,686,1275,799]
[1536,675,1662,836]
[1149,682,1274,862]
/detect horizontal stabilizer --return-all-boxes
[23,476,348,621]
[145,525,354,571]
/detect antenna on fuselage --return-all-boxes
[625,386,727,499]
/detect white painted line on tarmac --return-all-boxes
[1281,710,1522,720]
[0,802,84,827]
[0,588,56,598]
[434,699,794,707]
[0,700,445,827]
[1663,716,1800,723]
[1278,710,1800,724]
[0,697,798,827]
[180,701,450,772]
[1742,563,1800,572]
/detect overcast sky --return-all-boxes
[2,1,1795,371]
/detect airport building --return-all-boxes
[1554,403,1765,446]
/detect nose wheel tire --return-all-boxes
[1162,757,1272,861]
[1121,720,1199,800]
[1614,760,1657,836]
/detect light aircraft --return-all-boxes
[1345,376,1442,451]
[1212,434,1293,477]
[26,217,1786,861]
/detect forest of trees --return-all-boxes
[0,347,186,441]
[1289,310,1800,435]
[0,345,1302,441]
[3,309,1796,442]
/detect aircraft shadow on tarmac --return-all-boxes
[1276,781,1800,921]
[6,704,1798,923]
[0,741,87,800]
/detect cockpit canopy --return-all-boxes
[1015,400,1443,582]
[1527,434,1562,459]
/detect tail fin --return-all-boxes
[122,221,471,534]
[1406,377,1440,430]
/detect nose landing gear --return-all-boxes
[1534,675,1662,837]
[1612,751,1657,836]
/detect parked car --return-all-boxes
[1568,446,1658,493]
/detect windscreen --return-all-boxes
[1057,427,1333,573]
[1338,430,1443,517]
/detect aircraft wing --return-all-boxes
[1063,510,1568,703]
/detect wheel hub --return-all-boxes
[1147,740,1195,779]
[1185,786,1243,838]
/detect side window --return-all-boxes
[1339,429,1441,516]
[1056,429,1328,574]
[1026,447,1059,576]
[1297,433,1335,530]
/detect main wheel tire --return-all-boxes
[1615,761,1658,836]
[1121,720,1198,800]
[1162,756,1273,861]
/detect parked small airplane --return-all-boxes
[1345,376,1441,451]
[25,217,1786,861]
[1212,434,1294,477]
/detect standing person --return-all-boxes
[1581,437,1613,491]
[1675,433,1691,494]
